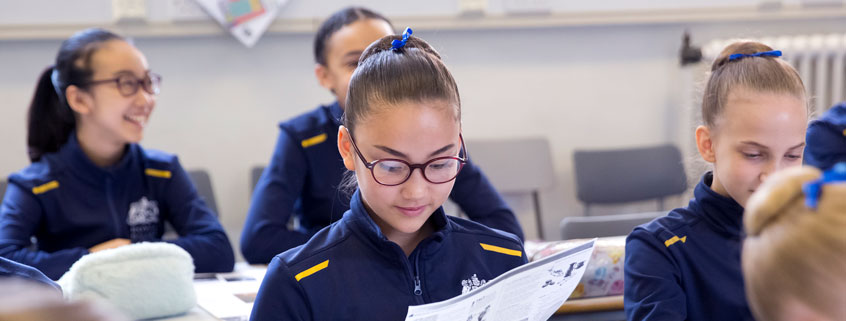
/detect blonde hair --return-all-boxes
[743,166,846,321]
[702,41,807,128]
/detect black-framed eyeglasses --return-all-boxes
[348,133,467,186]
[86,72,162,97]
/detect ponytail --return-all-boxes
[27,66,76,162]
[25,28,124,162]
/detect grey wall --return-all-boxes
[1,11,843,259]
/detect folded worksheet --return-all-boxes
[404,239,596,321]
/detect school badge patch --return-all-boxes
[128,196,159,242]
[461,274,487,294]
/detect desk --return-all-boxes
[164,297,625,321]
[157,307,217,321]
[159,265,624,321]
[165,297,626,321]
[155,263,264,321]
[557,295,624,314]
[552,295,625,321]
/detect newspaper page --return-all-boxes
[404,239,595,321]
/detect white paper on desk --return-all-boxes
[193,268,266,321]
[404,239,595,321]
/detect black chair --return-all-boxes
[466,137,554,239]
[560,211,664,240]
[573,144,687,216]
[187,169,219,217]
[160,169,218,241]
[250,165,265,195]
[0,180,6,204]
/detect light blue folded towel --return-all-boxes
[58,242,197,320]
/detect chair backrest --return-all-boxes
[465,137,555,193]
[0,180,6,204]
[573,144,687,206]
[465,137,555,239]
[187,169,219,217]
[560,211,665,240]
[250,165,265,195]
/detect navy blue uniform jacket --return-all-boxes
[624,172,754,321]
[0,256,60,292]
[250,189,527,320]
[241,102,524,264]
[804,102,846,171]
[0,134,234,279]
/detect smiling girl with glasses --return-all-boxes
[0,28,234,280]
[251,29,527,321]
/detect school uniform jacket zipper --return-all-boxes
[392,242,425,305]
[105,177,122,237]
[413,252,422,297]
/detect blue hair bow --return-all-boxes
[728,50,782,61]
[391,27,413,51]
[803,162,846,209]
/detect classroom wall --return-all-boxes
[1,14,843,260]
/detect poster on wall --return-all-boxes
[193,0,289,47]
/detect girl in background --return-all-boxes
[625,41,808,320]
[0,28,234,279]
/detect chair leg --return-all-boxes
[658,198,665,211]
[533,191,544,240]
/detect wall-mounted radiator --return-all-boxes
[702,34,846,116]
[675,34,846,186]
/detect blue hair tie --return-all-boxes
[728,50,782,62]
[50,67,63,97]
[391,27,413,51]
[803,162,846,209]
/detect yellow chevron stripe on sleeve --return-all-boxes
[295,260,329,282]
[145,169,172,179]
[479,243,522,257]
[301,133,328,148]
[664,235,687,247]
[32,181,59,195]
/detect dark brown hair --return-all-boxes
[343,34,461,133]
[338,33,461,196]
[27,28,125,162]
[702,41,807,128]
[313,7,393,66]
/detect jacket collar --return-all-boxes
[345,189,451,257]
[56,132,137,184]
[688,172,745,238]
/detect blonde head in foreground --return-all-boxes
[742,165,846,321]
